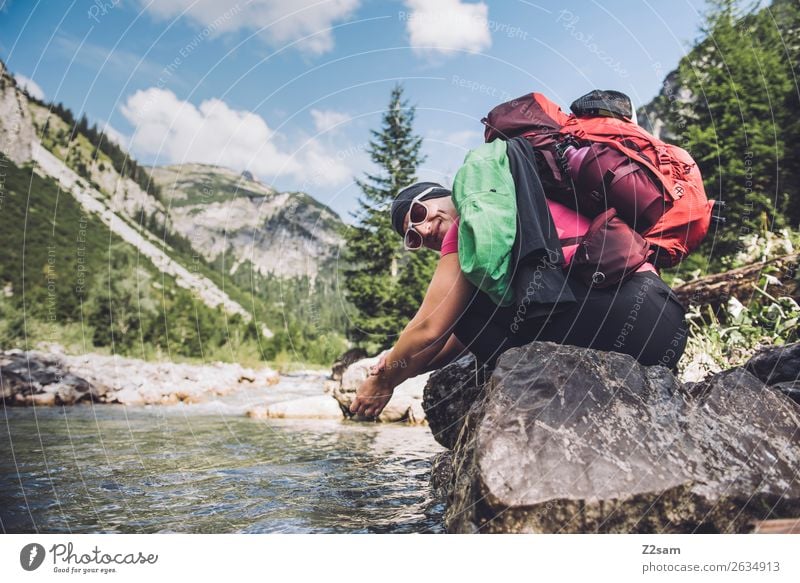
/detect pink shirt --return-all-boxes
[440,218,460,256]
[441,200,657,274]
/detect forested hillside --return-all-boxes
[639,0,800,270]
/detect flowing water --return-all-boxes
[0,372,445,533]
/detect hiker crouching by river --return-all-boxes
[349,181,688,419]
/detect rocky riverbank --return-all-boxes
[424,341,800,533]
[0,347,432,424]
[0,348,279,406]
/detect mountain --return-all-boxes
[0,58,350,364]
[149,163,344,280]
[636,69,693,141]
[0,59,252,322]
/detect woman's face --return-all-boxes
[402,196,456,251]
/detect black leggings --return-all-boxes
[453,272,688,370]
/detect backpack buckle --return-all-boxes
[655,146,672,177]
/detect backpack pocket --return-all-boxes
[567,208,651,288]
[574,144,667,231]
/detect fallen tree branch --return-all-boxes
[672,253,800,313]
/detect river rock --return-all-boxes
[0,350,101,405]
[332,352,430,424]
[331,347,368,381]
[440,341,800,534]
[247,396,344,419]
[422,355,487,448]
[407,399,426,425]
[742,342,800,405]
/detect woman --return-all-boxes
[349,181,688,419]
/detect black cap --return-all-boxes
[570,90,633,119]
[390,182,451,237]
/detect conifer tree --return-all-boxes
[343,85,438,350]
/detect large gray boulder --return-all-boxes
[436,341,800,534]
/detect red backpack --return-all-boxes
[482,92,714,268]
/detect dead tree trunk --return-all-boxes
[672,253,800,315]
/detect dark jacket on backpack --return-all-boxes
[506,137,576,321]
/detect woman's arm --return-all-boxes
[423,333,468,372]
[370,333,466,376]
[349,253,473,417]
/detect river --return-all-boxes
[0,371,445,533]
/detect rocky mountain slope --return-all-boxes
[0,59,255,324]
[0,63,36,164]
[149,163,344,279]
[31,142,253,321]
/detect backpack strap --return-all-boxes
[538,148,564,183]
[607,162,640,185]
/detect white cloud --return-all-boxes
[301,140,354,185]
[141,0,359,55]
[14,74,44,100]
[120,88,353,186]
[100,122,128,148]
[404,0,491,57]
[310,109,351,133]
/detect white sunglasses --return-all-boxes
[403,186,442,250]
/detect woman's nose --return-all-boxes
[421,219,433,237]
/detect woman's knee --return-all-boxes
[630,282,689,368]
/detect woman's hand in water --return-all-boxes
[350,374,394,419]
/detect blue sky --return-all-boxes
[1,0,718,222]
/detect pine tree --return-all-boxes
[343,84,438,351]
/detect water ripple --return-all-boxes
[1,386,446,533]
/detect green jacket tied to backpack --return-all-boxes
[452,140,517,307]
